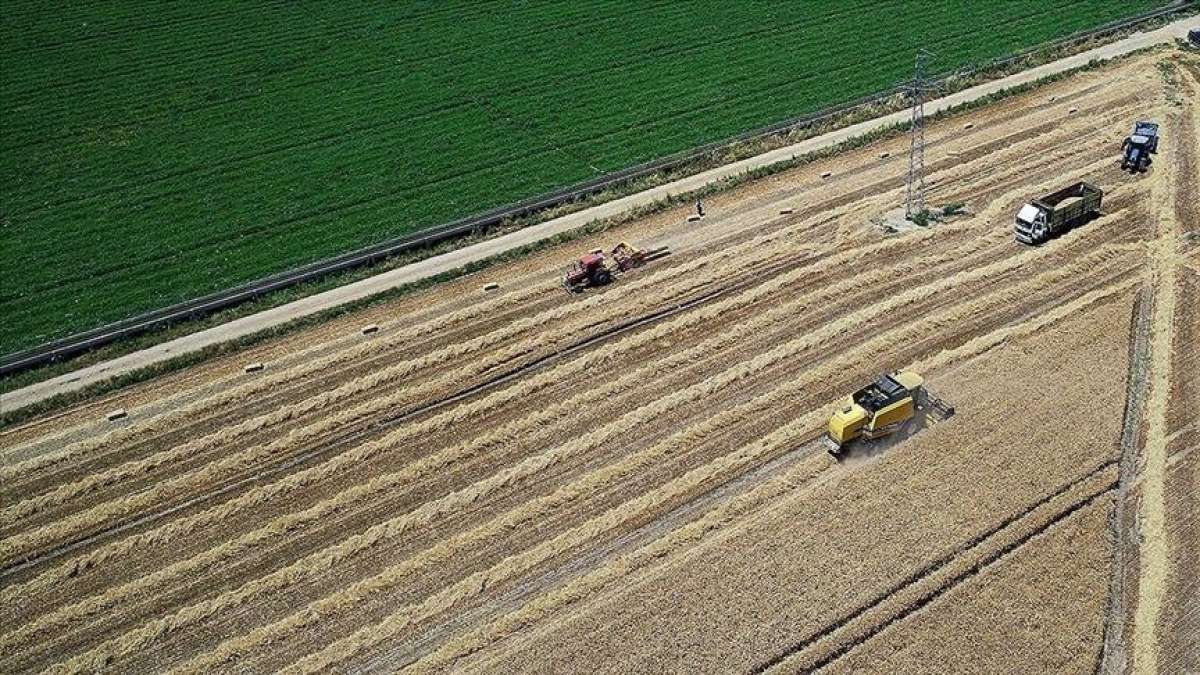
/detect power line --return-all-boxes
[905,49,938,220]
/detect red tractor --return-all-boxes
[562,250,613,292]
[561,242,671,293]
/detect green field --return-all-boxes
[0,0,1163,355]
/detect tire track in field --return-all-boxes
[1100,284,1154,674]
[0,145,1128,583]
[433,276,1141,674]
[1,219,1015,660]
[0,214,944,601]
[163,242,1136,674]
[758,468,1119,673]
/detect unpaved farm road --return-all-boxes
[0,51,1197,673]
[2,14,1196,413]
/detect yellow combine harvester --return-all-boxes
[824,370,954,456]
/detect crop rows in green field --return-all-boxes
[0,0,1163,354]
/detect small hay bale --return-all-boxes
[360,324,380,335]
[106,409,127,422]
[879,152,890,158]
[482,282,500,292]
[963,123,974,130]
[821,171,832,178]
[779,207,794,215]
[244,362,265,373]
[686,214,702,222]
[1068,107,1078,114]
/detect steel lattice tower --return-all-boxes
[906,50,936,220]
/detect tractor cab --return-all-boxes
[1132,121,1159,151]
[1122,120,1158,172]
[562,250,612,292]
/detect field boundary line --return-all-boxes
[1130,63,1187,673]
[1100,284,1154,673]
[2,13,1196,412]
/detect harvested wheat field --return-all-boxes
[1,50,1197,673]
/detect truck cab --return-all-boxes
[1014,203,1049,245]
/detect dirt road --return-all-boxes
[3,15,1196,415]
[0,51,1196,673]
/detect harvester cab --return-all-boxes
[824,370,954,458]
[1122,120,1158,173]
[562,250,613,293]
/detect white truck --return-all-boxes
[1014,182,1103,245]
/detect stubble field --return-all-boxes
[0,51,1196,673]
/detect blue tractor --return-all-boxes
[1122,120,1158,173]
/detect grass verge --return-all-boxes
[0,24,1185,428]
